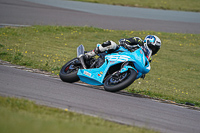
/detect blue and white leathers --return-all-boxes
[77,45,150,86]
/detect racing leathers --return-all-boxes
[85,37,153,62]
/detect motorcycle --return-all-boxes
[59,42,151,92]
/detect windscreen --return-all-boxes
[77,44,85,57]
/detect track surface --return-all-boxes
[0,0,200,33]
[1,65,200,133]
[0,0,200,133]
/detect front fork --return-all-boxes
[119,62,137,73]
[119,62,144,79]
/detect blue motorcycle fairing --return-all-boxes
[115,47,150,75]
[132,49,150,75]
[77,61,108,85]
[120,65,136,73]
[77,46,150,85]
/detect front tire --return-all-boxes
[104,69,137,92]
[59,58,81,83]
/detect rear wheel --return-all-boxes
[104,69,137,92]
[59,58,81,83]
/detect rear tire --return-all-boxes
[59,58,81,83]
[104,69,137,92]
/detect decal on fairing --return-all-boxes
[106,55,131,62]
[110,61,115,64]
[98,71,103,77]
[84,71,91,77]
[143,54,146,65]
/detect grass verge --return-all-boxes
[72,0,200,12]
[0,25,199,107]
[0,96,157,133]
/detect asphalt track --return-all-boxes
[0,0,200,33]
[0,0,200,133]
[1,64,200,133]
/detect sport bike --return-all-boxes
[59,43,151,92]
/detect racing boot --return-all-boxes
[85,40,118,59]
[99,40,118,52]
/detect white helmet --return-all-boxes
[144,35,161,55]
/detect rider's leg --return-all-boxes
[85,41,117,58]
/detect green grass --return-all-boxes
[0,25,200,107]
[0,96,158,133]
[72,0,200,12]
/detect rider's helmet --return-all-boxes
[144,35,161,55]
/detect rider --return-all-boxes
[85,35,161,62]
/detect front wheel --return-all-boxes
[104,69,137,92]
[59,58,81,83]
